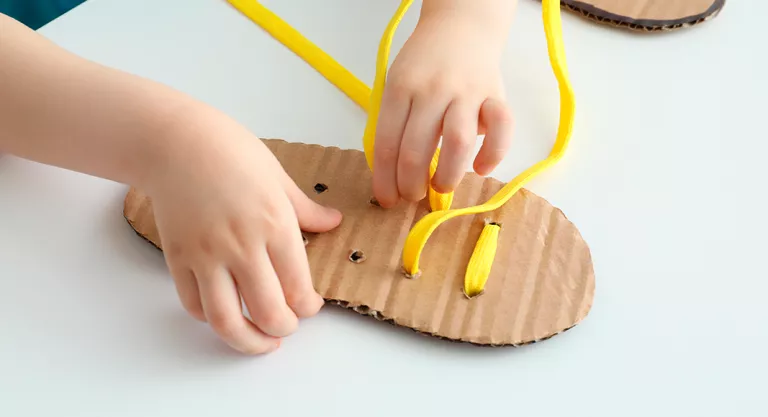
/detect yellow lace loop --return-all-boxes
[464,222,501,298]
[228,0,451,213]
[360,0,414,171]
[401,0,575,282]
[226,0,575,296]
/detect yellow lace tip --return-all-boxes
[463,222,501,298]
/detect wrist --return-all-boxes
[418,0,515,41]
[136,100,209,193]
[138,96,242,196]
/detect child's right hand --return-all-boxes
[145,112,342,354]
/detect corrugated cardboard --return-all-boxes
[560,0,725,31]
[124,139,595,346]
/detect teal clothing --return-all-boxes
[0,0,85,29]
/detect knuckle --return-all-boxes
[399,179,427,202]
[386,67,419,98]
[286,291,323,318]
[443,131,473,153]
[423,76,455,99]
[487,101,514,125]
[230,253,259,276]
[185,303,207,322]
[197,236,214,256]
[375,145,399,165]
[256,309,297,337]
[463,80,483,94]
[260,202,293,231]
[399,148,424,170]
[209,313,243,341]
[389,79,414,100]
[426,76,449,95]
[167,242,185,259]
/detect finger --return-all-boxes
[474,98,514,176]
[475,83,507,137]
[373,84,412,208]
[431,100,479,194]
[230,250,299,338]
[197,265,279,354]
[397,96,446,202]
[267,223,324,318]
[282,174,342,233]
[168,264,206,322]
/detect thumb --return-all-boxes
[282,175,342,233]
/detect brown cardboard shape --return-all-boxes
[559,0,726,31]
[123,139,595,346]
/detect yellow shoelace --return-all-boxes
[227,0,575,297]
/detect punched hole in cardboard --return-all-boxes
[402,267,421,280]
[348,250,366,263]
[314,183,328,194]
[463,288,485,300]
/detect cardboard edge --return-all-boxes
[124,206,586,347]
[122,188,594,347]
[328,299,583,347]
[547,204,596,324]
[560,0,726,32]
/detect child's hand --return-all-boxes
[1,12,342,355]
[146,114,342,354]
[372,4,514,208]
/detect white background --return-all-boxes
[1,0,766,416]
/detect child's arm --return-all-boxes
[0,13,341,354]
[0,12,191,189]
[372,0,516,208]
[420,0,515,41]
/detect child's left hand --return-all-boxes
[372,10,514,208]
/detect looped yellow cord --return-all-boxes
[358,0,452,213]
[360,0,413,171]
[229,0,452,212]
[401,0,575,277]
[227,0,574,294]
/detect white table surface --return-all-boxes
[1,0,766,416]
